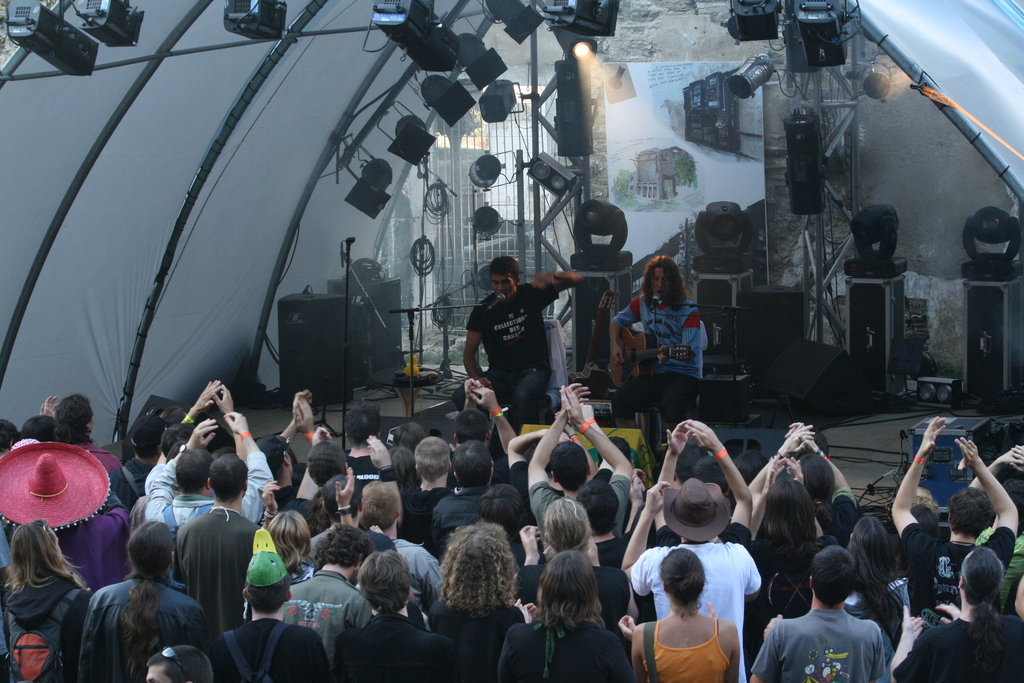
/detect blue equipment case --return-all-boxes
[908,417,991,509]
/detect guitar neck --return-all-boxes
[631,344,691,363]
[584,308,610,366]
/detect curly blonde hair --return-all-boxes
[543,498,592,559]
[439,522,518,617]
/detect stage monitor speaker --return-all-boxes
[761,339,873,416]
[278,293,352,404]
[715,427,787,459]
[846,275,905,394]
[964,278,1022,400]
[380,415,456,445]
[555,59,592,157]
[736,285,804,381]
[698,375,751,424]
[785,114,822,215]
[572,266,633,373]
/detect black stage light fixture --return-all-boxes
[387,114,436,165]
[693,201,753,272]
[456,33,507,90]
[486,0,544,43]
[527,153,575,196]
[345,158,393,219]
[421,75,476,127]
[74,0,143,47]
[916,377,962,409]
[862,60,891,100]
[850,204,898,260]
[472,206,504,238]
[224,0,286,40]
[477,263,493,290]
[728,0,779,41]
[795,0,847,67]
[5,0,98,76]
[543,0,619,37]
[479,79,517,122]
[574,199,628,253]
[963,206,1021,262]
[553,28,595,58]
[727,53,775,99]
[372,0,459,72]
[469,154,502,188]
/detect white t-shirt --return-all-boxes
[632,541,761,683]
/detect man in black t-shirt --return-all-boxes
[455,256,581,429]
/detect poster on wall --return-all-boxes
[604,62,768,291]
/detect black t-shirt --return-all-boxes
[347,454,379,483]
[209,619,333,683]
[467,283,559,373]
[821,491,860,548]
[892,616,1024,683]
[517,564,631,647]
[901,523,1015,615]
[509,461,536,526]
[596,536,629,570]
[400,487,453,558]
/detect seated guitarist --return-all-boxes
[609,255,705,429]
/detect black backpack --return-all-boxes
[223,621,289,683]
[7,588,84,683]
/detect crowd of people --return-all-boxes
[0,379,1022,683]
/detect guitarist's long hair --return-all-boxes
[641,255,688,307]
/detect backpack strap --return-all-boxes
[163,506,180,538]
[223,622,289,683]
[120,465,143,497]
[258,621,290,680]
[643,621,658,683]
[223,629,253,678]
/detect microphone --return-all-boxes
[487,293,506,311]
[345,237,356,244]
[651,293,662,307]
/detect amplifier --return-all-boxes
[909,417,991,508]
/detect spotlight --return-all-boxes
[795,0,847,67]
[344,158,393,219]
[456,33,507,90]
[916,377,962,409]
[478,79,517,123]
[420,75,475,127]
[727,53,775,99]
[862,61,891,100]
[543,0,619,37]
[372,0,459,72]
[224,0,287,40]
[728,0,779,41]
[574,200,628,253]
[387,114,436,165]
[693,201,753,273]
[469,154,502,188]
[472,206,504,238]
[850,205,898,260]
[961,206,1022,280]
[486,0,544,43]
[527,153,575,196]
[74,0,143,47]
[554,29,595,59]
[5,0,98,76]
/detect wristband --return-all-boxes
[490,407,505,418]
[263,509,277,519]
[239,431,252,440]
[334,505,353,517]
[378,465,397,483]
[304,430,316,441]
[914,455,927,465]
[570,435,581,444]
[714,448,728,461]
[183,414,195,424]
[579,418,597,434]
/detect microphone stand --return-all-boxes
[692,303,752,380]
[333,238,355,443]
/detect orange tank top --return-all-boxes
[648,619,729,683]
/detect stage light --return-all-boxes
[74,0,143,47]
[527,153,575,196]
[543,0,619,37]
[5,0,98,76]
[862,61,891,100]
[963,206,1021,262]
[850,204,898,260]
[728,0,779,41]
[224,0,286,40]
[344,158,393,219]
[469,154,502,188]
[554,29,596,59]
[727,53,774,99]
[573,40,593,58]
[421,75,475,127]
[472,206,504,238]
[795,0,846,67]
[694,202,753,274]
[387,114,435,165]
[916,377,962,408]
[372,0,458,72]
[477,264,493,290]
[574,200,628,253]
[456,33,507,90]
[478,79,517,122]
[486,0,544,43]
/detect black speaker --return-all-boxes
[695,272,751,357]
[555,59,592,157]
[571,266,633,373]
[699,375,752,423]
[736,285,804,380]
[761,340,873,416]
[380,415,455,445]
[846,275,905,394]
[964,278,1023,400]
[278,293,351,404]
[715,427,787,458]
[785,114,822,215]
[329,277,405,378]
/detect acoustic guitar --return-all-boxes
[609,327,694,387]
[568,291,615,399]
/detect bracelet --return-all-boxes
[239,431,252,440]
[183,414,195,424]
[378,465,397,483]
[263,510,277,520]
[334,505,353,517]
[914,455,927,465]
[579,418,597,434]
[714,448,728,461]
[304,430,316,441]
[490,407,505,418]
[570,435,581,444]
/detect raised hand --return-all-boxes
[189,381,222,419]
[40,395,58,417]
[261,482,280,515]
[212,384,235,414]
[186,418,218,451]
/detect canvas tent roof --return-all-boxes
[0,0,1021,441]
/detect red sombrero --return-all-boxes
[0,442,109,529]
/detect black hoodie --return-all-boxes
[5,579,90,683]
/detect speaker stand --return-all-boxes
[767,395,795,429]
